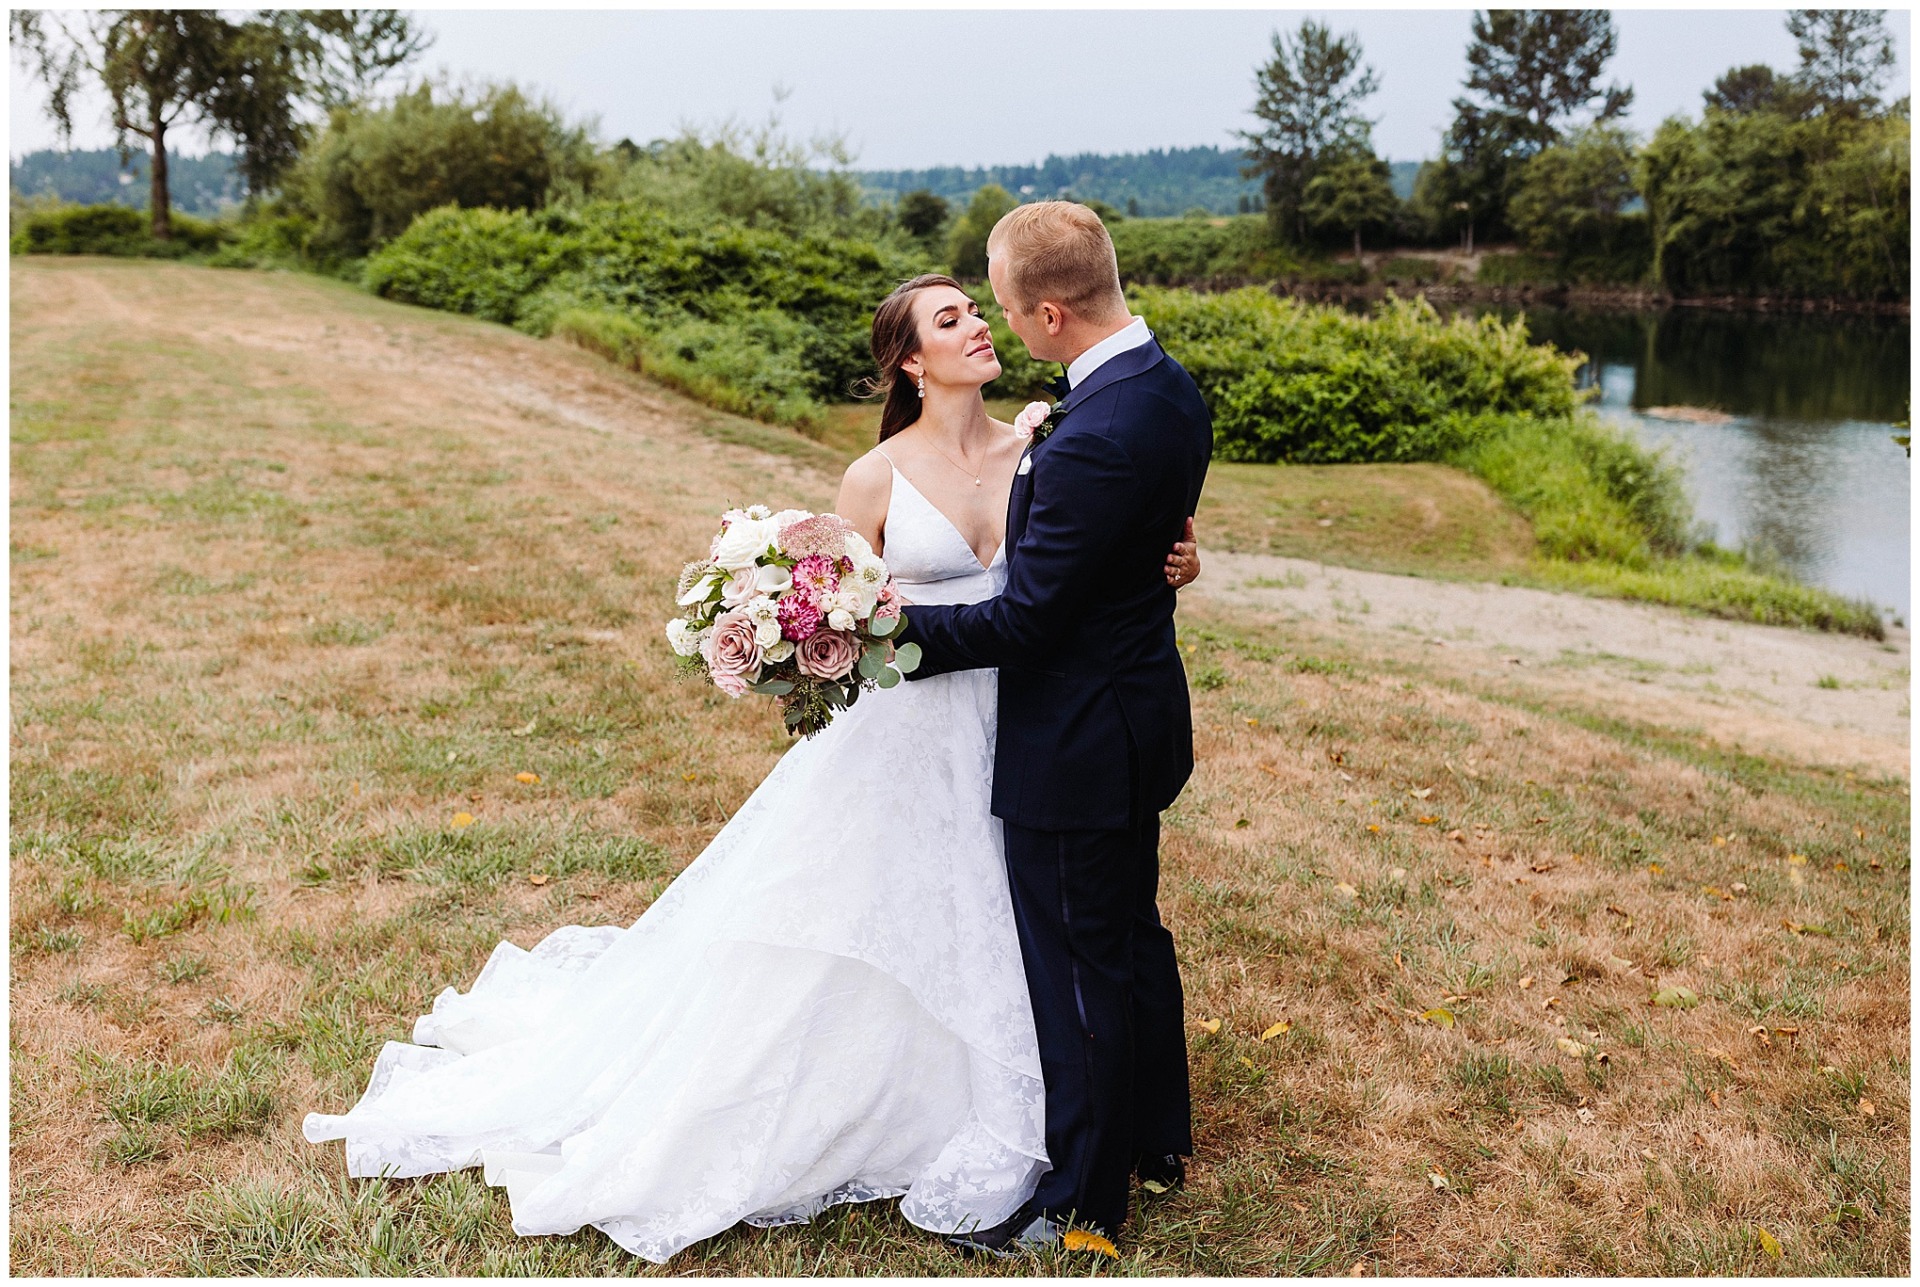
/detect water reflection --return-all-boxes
[1520,305,1912,618]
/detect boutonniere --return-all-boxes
[1012,399,1069,446]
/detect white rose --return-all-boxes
[744,504,773,520]
[764,639,795,663]
[843,530,874,562]
[720,567,759,607]
[712,517,777,571]
[827,608,855,632]
[666,618,701,657]
[770,508,812,530]
[744,596,782,648]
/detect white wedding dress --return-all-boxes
[303,466,1045,1263]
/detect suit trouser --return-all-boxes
[1002,813,1193,1234]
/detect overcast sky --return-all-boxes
[10,7,1913,167]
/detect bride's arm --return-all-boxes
[836,450,893,555]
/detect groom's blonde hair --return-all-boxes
[986,202,1127,322]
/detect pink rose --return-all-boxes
[795,628,860,681]
[705,607,763,694]
[1012,400,1051,439]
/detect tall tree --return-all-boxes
[1238,20,1379,243]
[10,9,425,240]
[1786,9,1897,116]
[1459,9,1633,155]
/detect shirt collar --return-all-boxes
[1066,315,1152,389]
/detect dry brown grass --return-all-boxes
[11,258,1909,1275]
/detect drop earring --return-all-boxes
[916,375,926,398]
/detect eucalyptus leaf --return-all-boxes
[869,613,899,638]
[751,678,796,696]
[876,666,901,689]
[857,649,884,680]
[894,642,922,674]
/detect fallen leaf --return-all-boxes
[1366,823,1381,833]
[1709,1090,1722,1107]
[1858,1098,1876,1118]
[1712,835,1727,847]
[1327,749,1347,765]
[1648,862,1664,874]
[1605,955,1634,973]
[1519,976,1535,990]
[1730,882,1748,895]
[1389,867,1407,882]
[1575,1106,1596,1125]
[1556,1037,1592,1057]
[1426,1171,1449,1190]
[1335,882,1358,899]
[1420,1008,1456,1029]
[1754,1227,1783,1260]
[1197,1018,1222,1034]
[1641,1148,1656,1162]
[1772,1025,1800,1041]
[1060,1229,1118,1258]
[1141,1178,1171,1195]
[1408,787,1434,800]
[516,771,541,784]
[1446,829,1465,842]
[1349,1261,1367,1277]
[1747,1025,1772,1047]
[683,772,697,782]
[1651,986,1700,1009]
[1260,1019,1292,1041]
[511,718,537,737]
[528,873,550,886]
[1416,815,1440,825]
[1244,718,1258,727]
[1692,1131,1707,1147]
[449,812,475,830]
[1234,818,1252,829]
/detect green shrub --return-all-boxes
[281,82,601,263]
[1138,287,1583,463]
[947,184,1017,281]
[11,204,228,257]
[1110,215,1294,284]
[552,307,826,432]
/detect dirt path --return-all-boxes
[1194,551,1910,777]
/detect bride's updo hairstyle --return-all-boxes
[860,272,967,443]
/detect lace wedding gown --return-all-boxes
[303,467,1045,1263]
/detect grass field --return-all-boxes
[10,258,1909,1275]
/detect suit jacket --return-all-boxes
[898,337,1213,831]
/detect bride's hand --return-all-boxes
[1165,517,1200,589]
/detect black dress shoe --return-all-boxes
[1134,1152,1187,1193]
[946,1205,1068,1259]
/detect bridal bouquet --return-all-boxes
[667,505,921,737]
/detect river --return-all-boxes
[1504,306,1912,622]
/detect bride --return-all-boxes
[303,273,1202,1262]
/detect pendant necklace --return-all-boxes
[927,436,985,486]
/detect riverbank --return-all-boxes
[12,258,1907,1275]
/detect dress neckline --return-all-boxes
[882,459,1005,573]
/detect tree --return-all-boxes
[1459,9,1633,155]
[1415,102,1526,252]
[1301,151,1399,259]
[1239,20,1379,243]
[1507,124,1638,260]
[10,9,424,240]
[1706,64,1788,115]
[1786,9,1897,116]
[946,183,1016,279]
[893,188,949,247]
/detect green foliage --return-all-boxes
[283,82,600,261]
[608,124,874,241]
[10,202,228,257]
[857,145,1260,219]
[1509,125,1640,261]
[946,183,1016,280]
[1301,151,1400,254]
[893,188,949,248]
[1640,106,1909,299]
[1108,215,1294,283]
[10,145,242,214]
[365,200,922,420]
[1137,286,1583,463]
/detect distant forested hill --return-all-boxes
[858,147,1421,216]
[11,148,243,214]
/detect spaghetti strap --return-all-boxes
[873,446,898,469]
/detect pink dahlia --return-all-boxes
[791,553,840,596]
[777,593,822,642]
[778,514,853,561]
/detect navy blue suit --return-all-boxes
[899,336,1211,1233]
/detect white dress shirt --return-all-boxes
[1065,315,1152,389]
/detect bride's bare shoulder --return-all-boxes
[836,449,894,547]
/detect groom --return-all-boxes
[898,201,1212,1252]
